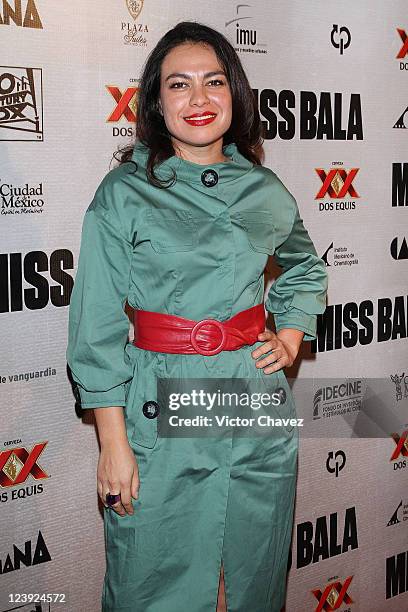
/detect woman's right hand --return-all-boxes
[97,440,140,516]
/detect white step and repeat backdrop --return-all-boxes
[1,1,407,611]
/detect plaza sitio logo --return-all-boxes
[121,0,148,47]
[253,89,363,140]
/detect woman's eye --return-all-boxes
[169,82,187,89]
[208,79,224,86]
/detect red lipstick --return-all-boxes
[183,112,217,126]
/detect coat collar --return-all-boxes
[130,140,254,185]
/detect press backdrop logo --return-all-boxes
[121,0,148,47]
[312,380,362,421]
[225,3,267,55]
[315,294,408,352]
[389,372,408,401]
[0,179,45,216]
[0,67,43,141]
[331,24,351,55]
[387,499,408,526]
[386,549,408,598]
[255,89,363,140]
[392,163,408,206]
[396,28,408,70]
[4,604,51,612]
[106,79,139,138]
[321,242,359,268]
[326,449,347,478]
[0,0,42,28]
[390,429,408,470]
[0,530,51,574]
[290,506,358,570]
[390,236,408,260]
[393,106,408,128]
[314,162,360,213]
[0,441,49,504]
[0,249,74,312]
[311,575,354,611]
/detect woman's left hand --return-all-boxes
[251,328,303,374]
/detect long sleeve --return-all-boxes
[265,193,328,342]
[66,180,134,408]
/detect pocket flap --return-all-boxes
[125,359,158,449]
[231,210,276,254]
[146,208,197,253]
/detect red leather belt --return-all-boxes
[132,303,265,356]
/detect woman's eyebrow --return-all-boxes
[165,70,226,82]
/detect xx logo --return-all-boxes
[390,429,408,461]
[397,29,408,59]
[312,576,354,611]
[0,442,48,487]
[106,86,138,122]
[315,168,360,199]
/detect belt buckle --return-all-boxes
[190,319,227,356]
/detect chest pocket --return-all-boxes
[232,210,276,255]
[146,208,198,253]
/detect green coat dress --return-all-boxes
[66,141,328,612]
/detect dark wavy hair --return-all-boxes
[113,20,264,188]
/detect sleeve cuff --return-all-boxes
[272,308,317,342]
[74,384,127,409]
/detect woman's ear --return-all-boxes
[157,99,163,115]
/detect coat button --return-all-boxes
[201,169,218,187]
[142,400,160,419]
[275,387,286,404]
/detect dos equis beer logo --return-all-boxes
[126,0,144,20]
[0,442,49,488]
[0,66,43,141]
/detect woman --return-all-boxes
[66,21,328,612]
